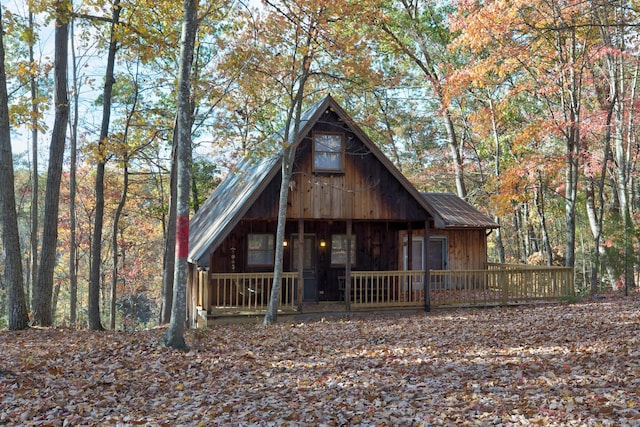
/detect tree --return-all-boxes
[367,0,468,199]
[0,5,29,331]
[68,15,80,325]
[164,0,198,351]
[88,0,121,331]
[156,1,229,325]
[591,0,638,292]
[159,130,177,325]
[28,6,40,308]
[32,0,70,326]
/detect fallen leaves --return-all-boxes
[1,296,640,425]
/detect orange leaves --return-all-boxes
[2,296,640,424]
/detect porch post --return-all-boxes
[407,223,413,270]
[345,219,352,311]
[203,267,210,313]
[424,220,431,312]
[297,219,304,312]
[407,224,413,303]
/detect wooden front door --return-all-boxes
[292,234,317,302]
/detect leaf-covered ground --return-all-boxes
[1,296,640,426]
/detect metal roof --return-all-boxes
[422,192,499,229]
[188,154,280,267]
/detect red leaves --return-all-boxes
[1,296,640,425]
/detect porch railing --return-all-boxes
[209,272,298,312]
[204,265,574,313]
[349,270,426,308]
[429,265,574,307]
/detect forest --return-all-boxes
[0,0,638,331]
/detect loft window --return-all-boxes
[313,132,344,172]
[331,234,356,266]
[247,234,274,266]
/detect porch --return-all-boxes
[192,264,575,326]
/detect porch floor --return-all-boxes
[206,301,426,325]
[204,299,561,326]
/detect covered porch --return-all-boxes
[190,264,575,327]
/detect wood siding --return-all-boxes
[245,110,428,221]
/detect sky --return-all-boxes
[9,1,55,160]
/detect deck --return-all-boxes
[192,264,574,327]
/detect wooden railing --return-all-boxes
[430,265,574,306]
[203,265,574,314]
[208,272,298,311]
[349,271,425,308]
[350,266,574,308]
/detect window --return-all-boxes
[247,234,274,266]
[313,132,343,171]
[331,234,356,265]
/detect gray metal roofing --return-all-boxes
[422,192,499,229]
[188,153,280,266]
[188,95,497,266]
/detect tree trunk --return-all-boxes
[88,1,121,330]
[110,70,138,330]
[488,97,504,263]
[533,173,553,265]
[69,17,79,326]
[111,163,128,329]
[32,1,69,326]
[564,134,579,269]
[0,8,29,330]
[442,109,467,200]
[264,145,296,324]
[28,9,39,311]
[160,130,178,325]
[624,63,638,291]
[165,0,197,351]
[381,2,467,200]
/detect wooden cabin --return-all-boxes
[186,95,519,326]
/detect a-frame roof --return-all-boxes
[188,94,497,266]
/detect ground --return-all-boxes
[1,295,639,426]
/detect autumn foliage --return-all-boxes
[1,296,639,425]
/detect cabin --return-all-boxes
[187,95,573,327]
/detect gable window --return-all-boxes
[313,132,344,172]
[247,234,274,266]
[331,234,356,266]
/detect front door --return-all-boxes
[292,234,317,302]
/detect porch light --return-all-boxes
[319,239,326,248]
[283,240,288,247]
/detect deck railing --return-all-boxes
[349,270,426,308]
[430,265,574,307]
[204,265,574,313]
[209,272,298,312]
